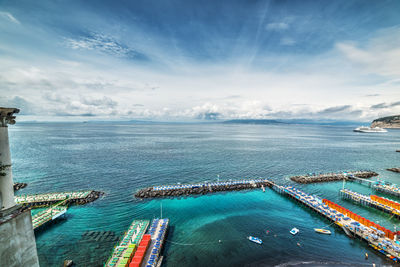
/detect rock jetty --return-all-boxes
[135,180,273,199]
[387,168,400,173]
[13,182,27,191]
[290,171,378,184]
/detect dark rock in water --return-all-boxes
[387,168,400,173]
[13,182,27,191]
[396,150,400,152]
[290,171,378,184]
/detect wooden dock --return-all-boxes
[135,179,274,198]
[273,185,400,262]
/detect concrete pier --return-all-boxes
[135,179,273,199]
[290,170,378,184]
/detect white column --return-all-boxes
[0,126,15,210]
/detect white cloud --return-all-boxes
[280,37,296,46]
[336,27,400,77]
[266,22,289,31]
[0,11,20,24]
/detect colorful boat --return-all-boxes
[314,228,331,235]
[247,236,262,244]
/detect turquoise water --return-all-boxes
[9,122,400,266]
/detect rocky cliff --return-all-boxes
[371,115,400,128]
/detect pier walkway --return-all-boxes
[135,179,274,198]
[141,218,169,267]
[15,190,103,208]
[32,200,67,230]
[340,189,400,218]
[105,219,149,267]
[273,185,400,262]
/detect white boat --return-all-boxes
[247,236,262,244]
[290,227,299,235]
[314,228,331,235]
[353,126,387,133]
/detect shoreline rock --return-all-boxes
[13,182,27,191]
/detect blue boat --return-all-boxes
[248,236,263,244]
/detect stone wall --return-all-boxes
[0,209,39,267]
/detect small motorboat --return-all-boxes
[290,227,299,235]
[248,236,263,244]
[314,228,331,235]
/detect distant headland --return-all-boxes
[371,115,400,128]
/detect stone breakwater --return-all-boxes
[18,191,104,208]
[135,180,273,199]
[388,168,400,173]
[13,182,27,191]
[290,171,378,184]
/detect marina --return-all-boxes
[273,184,400,262]
[15,190,103,208]
[135,179,273,198]
[289,171,378,184]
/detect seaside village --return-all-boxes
[2,107,400,267]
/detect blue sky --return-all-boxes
[1,0,400,121]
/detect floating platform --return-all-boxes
[15,190,103,208]
[32,201,67,230]
[135,179,274,198]
[273,185,400,262]
[105,219,150,267]
[290,171,378,184]
[340,189,400,218]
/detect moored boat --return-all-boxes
[247,236,262,244]
[314,228,331,235]
[353,126,387,133]
[290,227,299,235]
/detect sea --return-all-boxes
[9,122,400,266]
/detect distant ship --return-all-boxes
[353,126,387,133]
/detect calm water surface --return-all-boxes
[9,122,400,266]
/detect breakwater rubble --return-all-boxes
[13,182,27,191]
[290,171,378,184]
[135,179,273,199]
[388,168,400,173]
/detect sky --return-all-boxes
[1,0,400,122]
